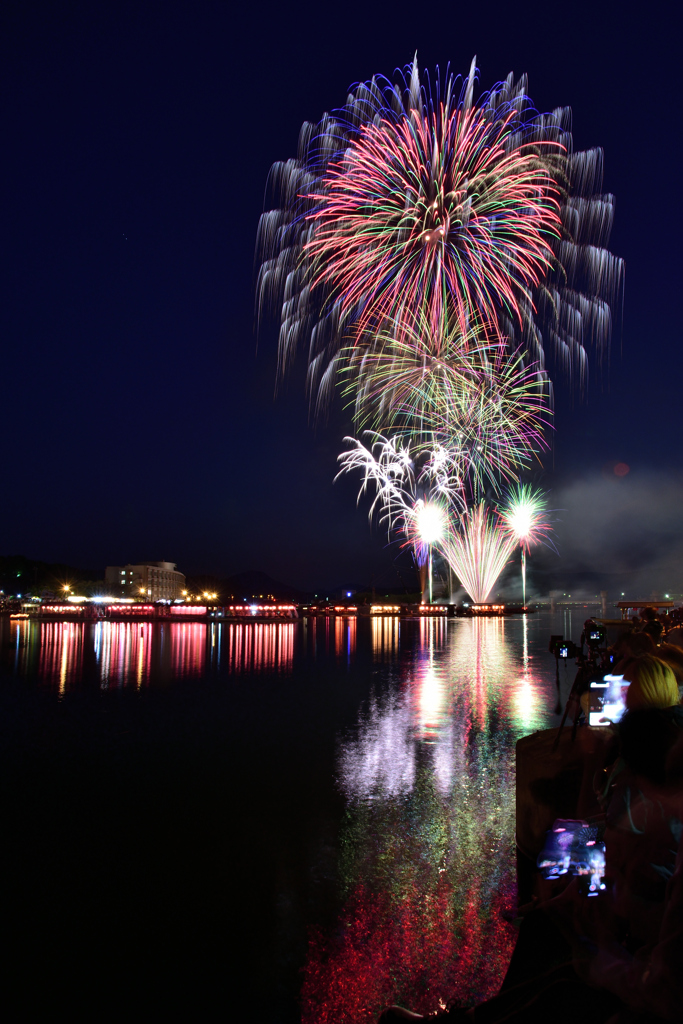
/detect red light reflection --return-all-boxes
[418,614,447,651]
[38,621,85,693]
[94,622,153,688]
[225,622,294,673]
[170,622,207,677]
[302,882,515,1022]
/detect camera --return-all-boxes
[582,620,606,648]
[551,638,578,659]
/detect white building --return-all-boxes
[104,561,186,601]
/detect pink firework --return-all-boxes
[305,104,562,349]
[257,58,622,406]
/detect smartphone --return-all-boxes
[537,819,587,879]
[574,842,607,896]
[537,819,607,895]
[588,674,629,726]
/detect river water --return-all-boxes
[0,610,583,1021]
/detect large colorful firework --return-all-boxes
[257,58,623,407]
[259,57,613,604]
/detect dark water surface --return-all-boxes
[0,611,580,1020]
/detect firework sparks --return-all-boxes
[305,101,561,352]
[342,312,551,488]
[336,434,456,603]
[336,433,462,527]
[408,499,448,603]
[499,484,554,606]
[257,57,623,408]
[413,503,446,547]
[258,59,605,609]
[340,317,551,497]
[413,344,551,496]
[500,484,553,551]
[441,504,516,604]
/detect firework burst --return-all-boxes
[304,96,561,352]
[257,58,614,603]
[336,434,458,603]
[345,311,549,437]
[441,504,516,604]
[336,433,459,534]
[499,483,555,606]
[500,484,553,551]
[338,308,552,496]
[257,57,623,407]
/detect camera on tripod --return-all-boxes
[582,622,606,649]
[549,635,578,660]
[549,619,618,740]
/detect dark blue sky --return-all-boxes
[0,0,679,591]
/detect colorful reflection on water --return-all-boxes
[301,615,358,661]
[1,610,562,1019]
[2,617,298,691]
[38,621,85,694]
[224,622,296,673]
[371,615,401,659]
[303,615,554,1023]
[94,621,153,688]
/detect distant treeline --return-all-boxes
[0,557,424,603]
[0,555,104,597]
[185,570,311,602]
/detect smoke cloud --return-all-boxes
[524,470,683,599]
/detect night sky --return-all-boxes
[0,1,680,593]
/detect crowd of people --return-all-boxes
[378,607,683,1024]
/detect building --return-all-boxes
[104,561,186,601]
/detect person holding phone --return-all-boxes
[378,687,683,1024]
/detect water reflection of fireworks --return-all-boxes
[306,617,550,1022]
